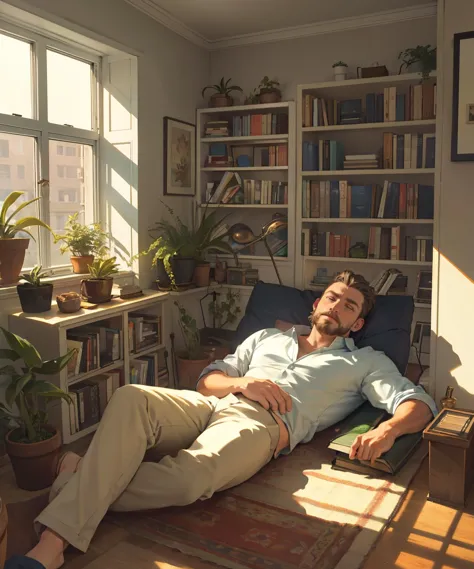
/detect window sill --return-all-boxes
[0,270,135,301]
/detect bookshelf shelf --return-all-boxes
[302,169,435,177]
[197,101,296,286]
[201,166,289,172]
[201,134,289,143]
[303,256,432,267]
[201,204,288,209]
[130,343,166,359]
[302,218,433,224]
[302,119,436,133]
[68,360,125,387]
[7,290,169,444]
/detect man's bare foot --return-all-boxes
[26,529,67,569]
[57,452,82,476]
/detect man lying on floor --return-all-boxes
[6,270,437,569]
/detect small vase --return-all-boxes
[333,66,348,81]
[440,386,457,409]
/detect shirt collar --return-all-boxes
[286,326,357,352]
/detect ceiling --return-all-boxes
[125,0,436,48]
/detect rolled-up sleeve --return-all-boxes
[361,351,438,417]
[197,328,274,384]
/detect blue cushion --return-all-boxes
[235,282,414,374]
[5,557,46,569]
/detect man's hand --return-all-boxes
[237,377,292,414]
[349,422,397,465]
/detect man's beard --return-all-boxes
[311,310,353,336]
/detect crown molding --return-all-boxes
[123,0,208,49]
[209,3,437,50]
[124,1,436,51]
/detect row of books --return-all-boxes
[301,228,433,262]
[207,144,288,168]
[130,354,169,387]
[302,140,344,171]
[370,269,408,295]
[240,180,288,205]
[383,132,435,169]
[301,180,434,220]
[128,313,162,353]
[68,370,122,434]
[203,114,289,138]
[66,323,122,378]
[301,83,436,127]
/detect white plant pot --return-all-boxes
[333,66,348,81]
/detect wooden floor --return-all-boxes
[2,453,474,569]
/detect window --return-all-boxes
[0,140,9,157]
[0,26,99,272]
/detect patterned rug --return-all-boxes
[110,428,427,569]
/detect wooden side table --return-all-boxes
[423,407,474,507]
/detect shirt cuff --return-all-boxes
[393,391,438,418]
[197,360,241,385]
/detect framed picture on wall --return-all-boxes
[163,116,196,196]
[451,31,474,161]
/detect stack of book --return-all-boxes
[204,121,229,137]
[344,153,379,170]
[128,313,162,353]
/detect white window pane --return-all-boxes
[0,133,39,270]
[49,140,94,267]
[0,34,33,119]
[47,50,92,130]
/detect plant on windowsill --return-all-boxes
[257,76,282,104]
[0,191,52,285]
[174,301,212,390]
[16,265,53,313]
[53,213,110,274]
[201,77,243,108]
[398,45,437,79]
[80,256,120,304]
[0,327,76,490]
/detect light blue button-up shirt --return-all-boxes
[198,326,437,454]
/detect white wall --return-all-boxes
[209,18,437,102]
[4,0,210,287]
[434,0,474,409]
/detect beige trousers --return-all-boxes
[35,385,280,552]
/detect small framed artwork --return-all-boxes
[163,116,196,196]
[451,31,474,161]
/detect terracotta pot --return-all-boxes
[176,353,212,390]
[259,90,281,104]
[81,277,113,303]
[210,94,233,108]
[0,498,7,569]
[17,283,53,313]
[5,426,62,491]
[0,238,29,285]
[70,255,94,274]
[194,263,210,287]
[56,293,82,313]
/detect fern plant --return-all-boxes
[174,302,204,360]
[53,213,109,257]
[87,257,120,279]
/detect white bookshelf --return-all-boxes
[8,290,169,444]
[196,101,296,286]
[296,72,436,296]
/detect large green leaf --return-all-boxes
[0,327,42,368]
[33,349,77,375]
[12,373,32,400]
[25,379,73,405]
[0,191,22,226]
[5,381,17,407]
[4,196,41,227]
[11,217,51,234]
[0,349,20,361]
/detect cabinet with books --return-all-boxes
[196,102,296,286]
[8,290,169,444]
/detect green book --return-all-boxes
[328,401,423,476]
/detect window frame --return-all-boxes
[0,20,101,274]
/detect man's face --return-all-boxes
[311,282,365,336]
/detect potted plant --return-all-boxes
[0,327,76,490]
[53,213,109,274]
[244,88,260,105]
[201,77,243,108]
[332,61,348,81]
[0,191,52,285]
[16,265,53,313]
[258,76,282,104]
[398,45,437,79]
[80,256,120,304]
[174,302,212,390]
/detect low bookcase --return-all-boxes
[8,290,169,444]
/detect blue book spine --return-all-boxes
[302,141,310,171]
[425,137,436,168]
[417,185,434,218]
[366,93,376,123]
[396,94,405,122]
[311,143,319,171]
[330,181,340,218]
[416,135,423,168]
[396,135,404,169]
[376,94,384,122]
[385,183,400,218]
[351,185,372,218]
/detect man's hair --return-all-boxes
[325,270,376,319]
